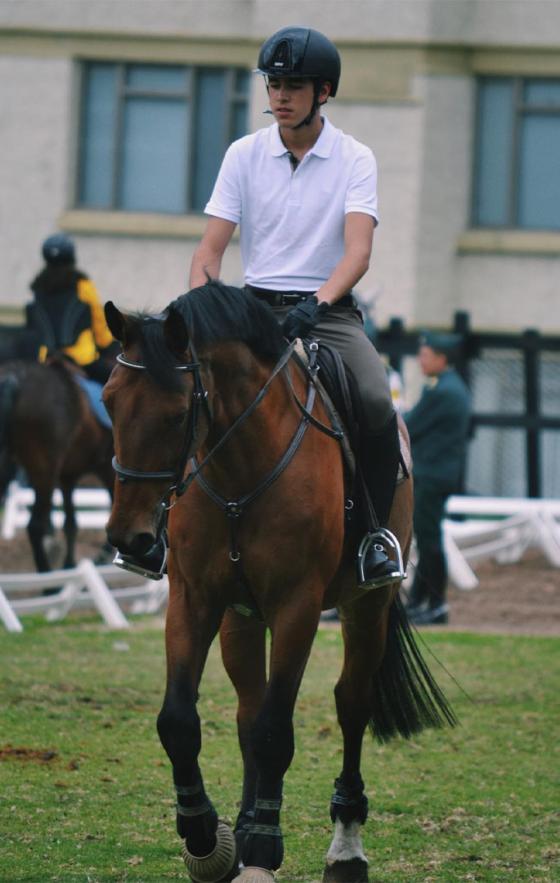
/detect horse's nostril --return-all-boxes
[106,530,156,557]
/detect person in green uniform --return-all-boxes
[404,331,472,624]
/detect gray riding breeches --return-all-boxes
[271,303,395,435]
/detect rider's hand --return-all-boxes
[282,296,329,341]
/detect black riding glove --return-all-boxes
[282,296,329,341]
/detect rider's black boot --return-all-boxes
[405,567,429,616]
[409,549,448,624]
[357,414,404,589]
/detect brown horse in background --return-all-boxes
[0,358,114,571]
[103,281,455,883]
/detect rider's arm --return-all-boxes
[314,212,375,307]
[189,217,237,288]
[78,278,114,349]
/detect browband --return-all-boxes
[116,352,200,372]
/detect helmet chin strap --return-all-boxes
[291,81,325,129]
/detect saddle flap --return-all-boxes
[293,340,356,479]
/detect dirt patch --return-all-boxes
[0,529,558,636]
[446,548,559,636]
[0,745,58,763]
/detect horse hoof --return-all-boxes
[182,821,238,883]
[231,867,275,883]
[323,858,369,883]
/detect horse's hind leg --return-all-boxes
[324,596,393,883]
[156,588,238,882]
[219,609,267,846]
[27,483,56,573]
[60,482,78,568]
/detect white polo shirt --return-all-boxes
[204,115,379,291]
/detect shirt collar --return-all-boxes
[269,115,337,159]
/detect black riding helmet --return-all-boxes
[42,233,76,266]
[256,26,341,96]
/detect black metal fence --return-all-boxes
[377,311,560,499]
[3,310,560,498]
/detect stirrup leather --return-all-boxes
[357,527,406,587]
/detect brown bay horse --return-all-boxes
[0,359,114,571]
[103,281,455,883]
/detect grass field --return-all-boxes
[1,617,559,883]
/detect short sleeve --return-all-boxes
[345,148,379,224]
[204,142,242,224]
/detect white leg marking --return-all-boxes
[326,819,368,865]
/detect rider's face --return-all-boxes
[419,346,448,377]
[267,77,326,128]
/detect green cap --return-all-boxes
[419,331,462,358]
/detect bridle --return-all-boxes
[112,347,210,496]
[112,339,343,571]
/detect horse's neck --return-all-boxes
[200,346,301,490]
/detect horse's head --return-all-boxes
[103,301,210,572]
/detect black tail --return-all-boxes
[369,595,457,742]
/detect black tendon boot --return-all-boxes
[357,414,405,589]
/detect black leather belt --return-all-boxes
[246,285,356,308]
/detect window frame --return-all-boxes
[74,59,250,216]
[472,75,560,231]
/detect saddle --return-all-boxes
[294,338,410,524]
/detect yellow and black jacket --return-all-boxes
[28,266,114,367]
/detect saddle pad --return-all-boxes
[294,338,411,484]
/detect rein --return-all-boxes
[191,342,320,562]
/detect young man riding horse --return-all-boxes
[189,26,403,592]
[103,30,455,882]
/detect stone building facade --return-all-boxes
[1,0,559,332]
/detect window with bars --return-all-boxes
[77,61,250,214]
[472,76,560,230]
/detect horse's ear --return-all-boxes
[163,307,189,358]
[105,301,126,343]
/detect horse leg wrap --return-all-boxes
[330,775,368,826]
[182,820,238,883]
[175,781,218,848]
[240,796,283,872]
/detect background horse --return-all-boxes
[104,282,455,883]
[0,358,114,571]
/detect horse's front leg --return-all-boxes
[219,609,267,847]
[234,597,321,882]
[156,587,238,883]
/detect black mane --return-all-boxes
[134,281,287,391]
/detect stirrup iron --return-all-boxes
[357,526,406,588]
